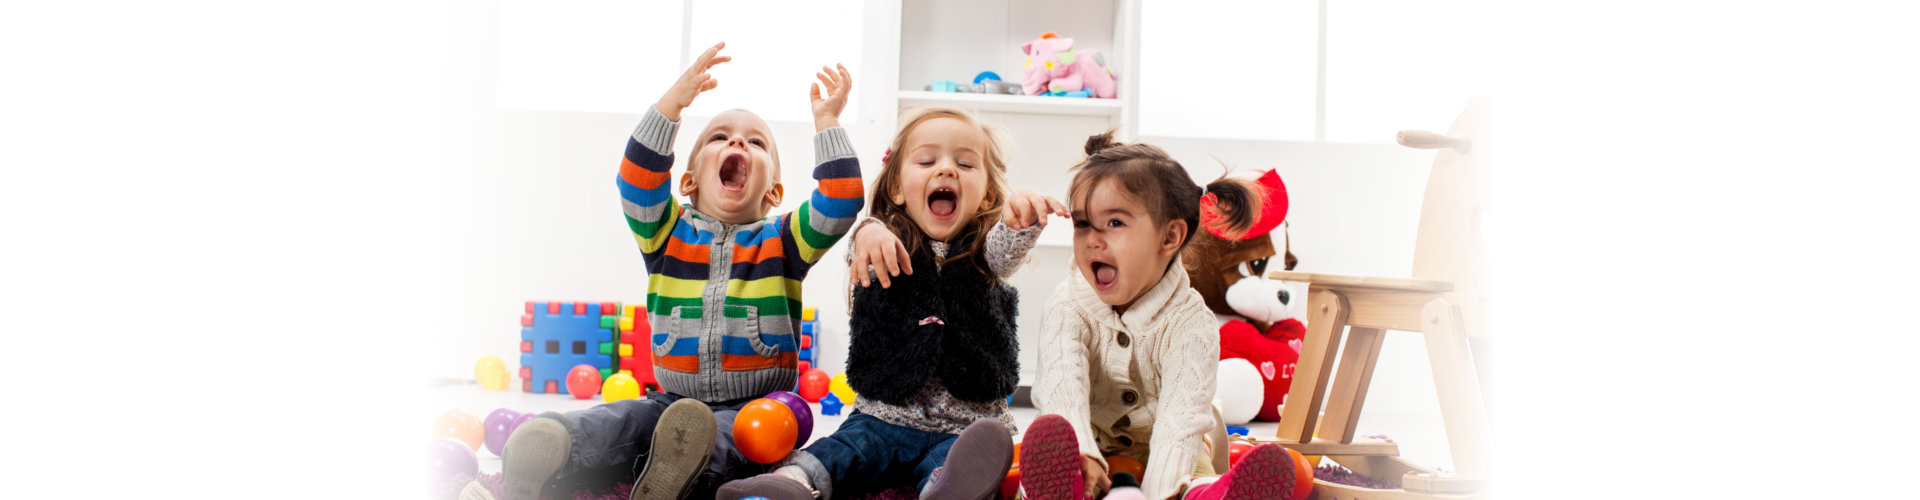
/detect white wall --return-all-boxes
[438,0,1455,465]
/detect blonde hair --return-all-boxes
[868,107,1011,272]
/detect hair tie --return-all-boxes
[882,148,892,164]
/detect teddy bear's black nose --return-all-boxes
[1277,288,1291,305]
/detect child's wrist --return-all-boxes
[814,115,840,132]
[656,100,682,122]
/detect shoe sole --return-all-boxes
[1218,445,1296,500]
[1017,415,1083,500]
[923,420,1015,500]
[631,399,717,500]
[500,417,570,500]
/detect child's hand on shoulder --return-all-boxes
[1003,189,1069,231]
[849,222,910,289]
[810,63,852,132]
[656,42,732,122]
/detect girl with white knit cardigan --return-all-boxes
[1024,132,1300,500]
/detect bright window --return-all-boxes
[684,0,864,124]
[493,0,683,114]
[1324,0,1491,142]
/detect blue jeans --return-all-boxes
[793,412,960,499]
[556,389,768,497]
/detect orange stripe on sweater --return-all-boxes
[620,157,672,190]
[655,354,699,373]
[816,177,865,200]
[720,352,796,371]
[731,237,785,264]
[663,241,710,264]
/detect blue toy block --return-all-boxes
[819,393,844,416]
[926,80,959,92]
[972,71,1002,84]
[520,301,618,394]
[1226,425,1249,437]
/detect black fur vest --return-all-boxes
[844,243,1020,405]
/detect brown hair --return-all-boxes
[867,107,1011,272]
[1068,130,1263,254]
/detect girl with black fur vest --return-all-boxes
[718,107,1067,500]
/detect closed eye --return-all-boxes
[708,133,727,142]
[748,138,766,148]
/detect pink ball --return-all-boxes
[566,365,603,399]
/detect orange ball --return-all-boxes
[1284,447,1314,500]
[432,410,484,451]
[732,398,799,464]
[1104,454,1145,481]
[1011,443,1021,467]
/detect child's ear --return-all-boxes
[1160,219,1189,258]
[763,182,784,209]
[888,187,906,206]
[679,169,699,198]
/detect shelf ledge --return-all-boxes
[897,90,1123,117]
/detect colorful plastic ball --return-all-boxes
[732,398,799,464]
[999,467,1021,500]
[1105,454,1145,481]
[602,372,640,403]
[474,356,509,390]
[1227,441,1255,467]
[432,410,484,451]
[764,391,813,446]
[482,408,522,456]
[1284,447,1313,500]
[828,372,857,403]
[428,437,478,489]
[797,369,831,402]
[566,364,603,400]
[505,412,538,451]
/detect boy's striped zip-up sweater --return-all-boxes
[616,107,863,402]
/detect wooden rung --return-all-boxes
[1239,436,1400,456]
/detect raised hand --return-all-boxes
[810,63,852,132]
[848,222,911,288]
[656,42,732,122]
[1002,189,1070,230]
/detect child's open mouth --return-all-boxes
[1091,261,1118,289]
[719,153,749,191]
[927,187,958,218]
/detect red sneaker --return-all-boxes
[1017,414,1084,500]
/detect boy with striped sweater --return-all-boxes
[477,43,861,500]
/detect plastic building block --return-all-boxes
[802,307,816,322]
[819,393,843,416]
[926,80,959,92]
[618,304,660,393]
[973,71,1002,84]
[1226,425,1249,436]
[520,301,618,394]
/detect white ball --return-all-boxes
[1215,358,1263,425]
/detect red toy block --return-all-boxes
[520,340,533,353]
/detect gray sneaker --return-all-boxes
[630,398,717,500]
[716,473,816,500]
[920,418,1015,500]
[499,414,572,500]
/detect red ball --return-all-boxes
[796,369,830,402]
[1227,441,1255,467]
[732,398,799,464]
[566,365,602,400]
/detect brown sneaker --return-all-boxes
[630,399,717,500]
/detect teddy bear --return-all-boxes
[1021,32,1118,98]
[1185,169,1303,423]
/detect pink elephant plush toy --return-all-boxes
[1021,32,1117,98]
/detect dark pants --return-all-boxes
[556,389,769,497]
[796,412,961,499]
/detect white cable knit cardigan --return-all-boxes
[1034,257,1219,500]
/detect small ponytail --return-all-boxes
[1199,176,1266,241]
[1084,130,1123,156]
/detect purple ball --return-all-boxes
[503,412,539,453]
[764,391,813,447]
[428,437,478,489]
[483,408,523,456]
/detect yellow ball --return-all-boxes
[602,372,641,403]
[828,372,857,403]
[474,356,508,390]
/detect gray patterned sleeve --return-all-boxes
[985,220,1044,278]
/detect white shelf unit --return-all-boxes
[874,0,1143,387]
